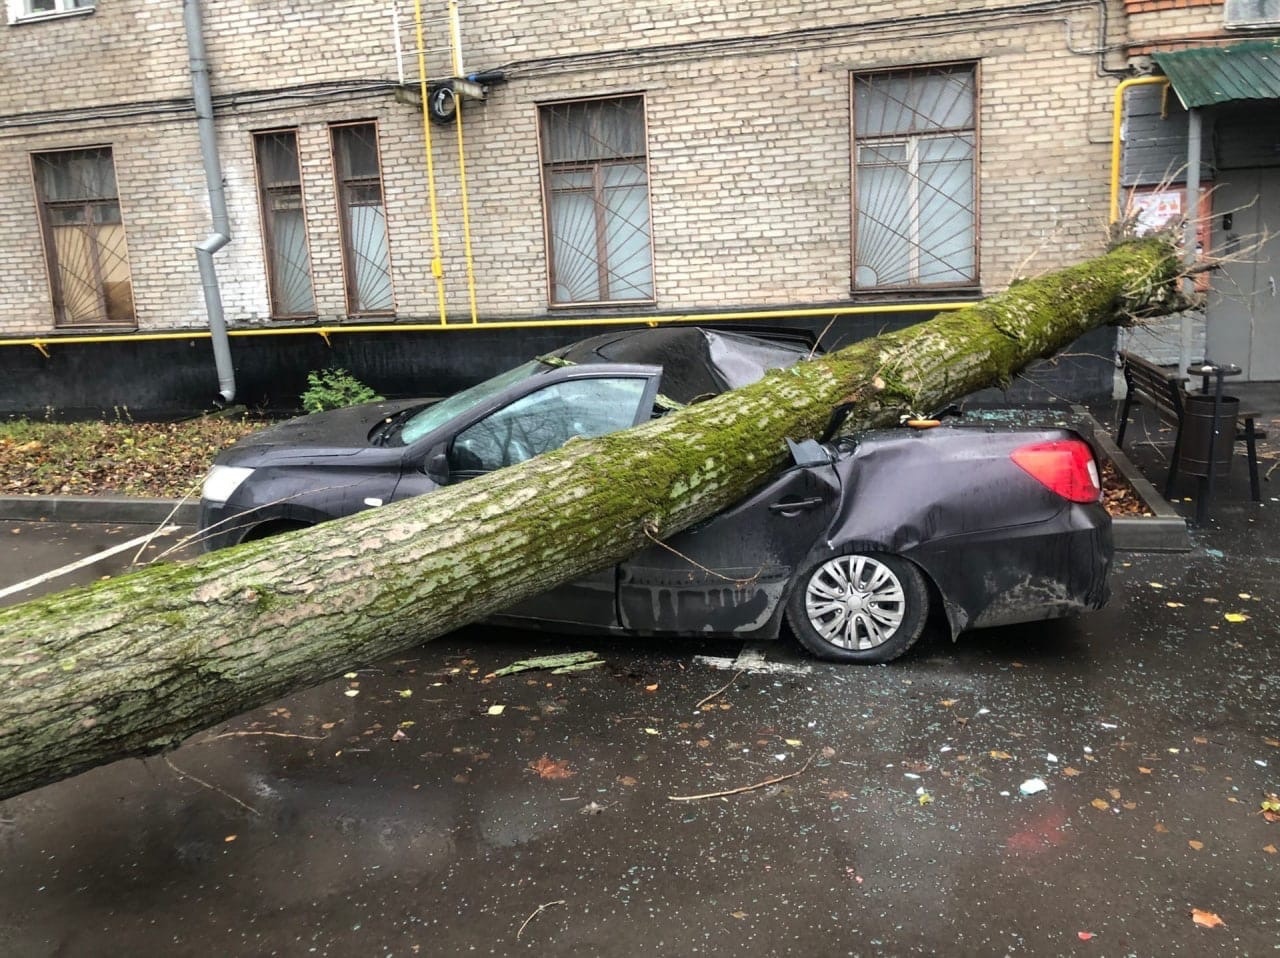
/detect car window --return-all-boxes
[392,361,545,446]
[450,377,649,473]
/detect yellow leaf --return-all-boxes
[1189,839,1205,851]
[730,911,748,920]
[1138,766,1153,774]
[1149,582,1165,589]
[1260,796,1280,813]
[1224,612,1250,623]
[224,834,237,843]
[1265,738,1280,748]
[644,728,660,735]
[1264,844,1277,855]
[918,792,933,806]
[939,699,957,707]
[1091,799,1110,811]
[645,683,659,692]
[785,739,802,747]
[1123,801,1137,810]
[1166,601,1185,608]
[1108,788,1122,800]
[1191,908,1224,928]
[990,750,1013,760]
[486,705,505,716]
[1238,593,1252,600]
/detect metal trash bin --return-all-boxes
[1178,394,1237,479]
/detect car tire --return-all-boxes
[786,551,929,664]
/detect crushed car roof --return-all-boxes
[548,326,814,405]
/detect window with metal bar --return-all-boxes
[331,122,394,315]
[852,65,978,291]
[31,146,134,327]
[539,96,654,306]
[254,130,315,318]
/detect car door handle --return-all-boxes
[769,496,825,514]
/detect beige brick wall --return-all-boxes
[0,0,1232,337]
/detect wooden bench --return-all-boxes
[1116,350,1265,506]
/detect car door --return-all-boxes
[395,366,663,627]
[617,456,841,636]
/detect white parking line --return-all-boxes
[694,642,813,676]
[0,525,180,601]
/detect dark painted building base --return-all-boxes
[0,316,1119,420]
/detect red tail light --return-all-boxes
[1010,439,1102,503]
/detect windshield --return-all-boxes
[388,361,546,446]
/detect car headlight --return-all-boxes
[201,465,254,504]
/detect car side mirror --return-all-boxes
[426,452,450,480]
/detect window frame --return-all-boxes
[7,0,95,24]
[849,61,981,295]
[251,127,317,320]
[30,144,136,329]
[1224,0,1280,28]
[329,120,396,317]
[536,93,657,309]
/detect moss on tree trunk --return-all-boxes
[0,237,1181,800]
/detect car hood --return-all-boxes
[217,398,432,466]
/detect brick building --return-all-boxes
[1,0,1276,414]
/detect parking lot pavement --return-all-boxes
[2,510,1279,955]
[0,519,196,606]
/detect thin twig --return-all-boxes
[669,751,818,802]
[641,523,761,587]
[163,756,259,815]
[517,899,567,940]
[195,730,328,743]
[695,669,744,710]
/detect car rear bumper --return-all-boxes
[910,504,1113,635]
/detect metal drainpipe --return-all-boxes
[184,0,236,404]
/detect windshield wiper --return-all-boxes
[370,408,419,446]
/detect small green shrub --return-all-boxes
[300,368,384,413]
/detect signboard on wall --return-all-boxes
[1125,187,1213,291]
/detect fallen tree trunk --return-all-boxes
[0,237,1182,800]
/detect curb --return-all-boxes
[1081,414,1191,553]
[0,495,198,526]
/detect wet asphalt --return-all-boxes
[2,408,1279,956]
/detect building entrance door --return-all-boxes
[1207,169,1280,380]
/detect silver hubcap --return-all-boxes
[804,555,906,651]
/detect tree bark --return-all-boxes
[0,237,1182,800]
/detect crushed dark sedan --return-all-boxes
[199,326,1112,663]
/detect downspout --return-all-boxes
[184,0,236,403]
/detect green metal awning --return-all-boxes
[1153,41,1280,109]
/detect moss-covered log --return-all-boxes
[0,238,1181,800]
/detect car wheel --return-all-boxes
[786,552,929,664]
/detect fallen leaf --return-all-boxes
[645,683,659,692]
[1189,839,1205,851]
[1224,612,1250,623]
[1123,801,1137,810]
[224,834,237,843]
[617,775,638,787]
[1091,799,1110,811]
[343,689,359,698]
[1154,823,1169,834]
[1260,794,1280,813]
[1077,931,1095,941]
[1063,766,1082,777]
[990,750,1013,760]
[824,790,851,800]
[1191,909,1224,928]
[1238,592,1252,600]
[1138,766,1152,774]
[1108,788,1122,800]
[529,756,575,780]
[821,746,836,759]
[940,699,958,707]
[391,729,407,742]
[1266,738,1280,748]
[730,911,748,920]
[1264,844,1277,854]
[1203,597,1219,604]
[918,792,933,806]
[486,705,506,716]
[644,727,660,736]
[1193,736,1208,744]
[397,689,412,698]
[1149,581,1164,589]
[784,738,802,747]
